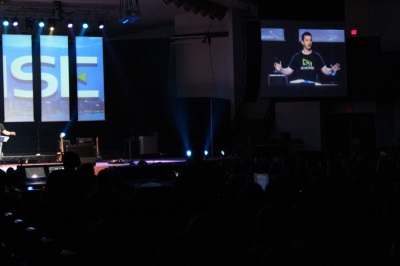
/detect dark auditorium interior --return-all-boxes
[1,0,400,265]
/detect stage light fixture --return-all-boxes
[98,20,104,29]
[82,20,89,29]
[67,19,73,28]
[2,18,9,27]
[12,17,18,27]
[38,18,45,28]
[186,149,192,157]
[119,0,140,24]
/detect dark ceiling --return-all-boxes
[0,0,258,38]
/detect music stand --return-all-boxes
[0,136,9,163]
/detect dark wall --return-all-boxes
[346,36,399,100]
[2,38,172,158]
[259,0,345,22]
[170,97,231,156]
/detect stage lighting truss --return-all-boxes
[119,0,140,24]
[0,1,117,31]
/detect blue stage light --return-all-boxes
[38,18,45,28]
[82,20,89,29]
[3,18,9,27]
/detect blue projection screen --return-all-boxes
[3,34,34,122]
[2,35,104,122]
[40,35,70,122]
[76,36,105,121]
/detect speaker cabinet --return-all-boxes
[124,138,140,159]
[66,144,96,165]
[242,20,261,102]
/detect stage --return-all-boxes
[0,154,187,175]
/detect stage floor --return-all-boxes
[0,156,187,175]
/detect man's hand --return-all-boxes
[274,61,282,72]
[331,63,341,72]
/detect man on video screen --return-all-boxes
[273,31,341,84]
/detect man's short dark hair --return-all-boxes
[301,31,312,41]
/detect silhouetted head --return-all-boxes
[62,151,81,171]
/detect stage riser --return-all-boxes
[2,155,59,164]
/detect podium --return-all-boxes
[268,74,287,86]
[0,136,9,161]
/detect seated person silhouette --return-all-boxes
[45,151,81,194]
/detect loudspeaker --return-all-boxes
[124,138,140,159]
[242,20,261,102]
[66,144,96,165]
[139,135,158,155]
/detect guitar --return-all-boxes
[58,133,64,162]
[96,137,102,161]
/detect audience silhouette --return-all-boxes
[1,148,400,264]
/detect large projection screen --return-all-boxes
[3,34,34,122]
[76,36,105,121]
[259,20,347,98]
[40,35,70,122]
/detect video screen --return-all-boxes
[259,20,347,98]
[25,167,46,179]
[2,34,34,122]
[40,35,70,122]
[48,165,64,173]
[2,35,105,122]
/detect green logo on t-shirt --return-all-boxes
[302,58,312,66]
